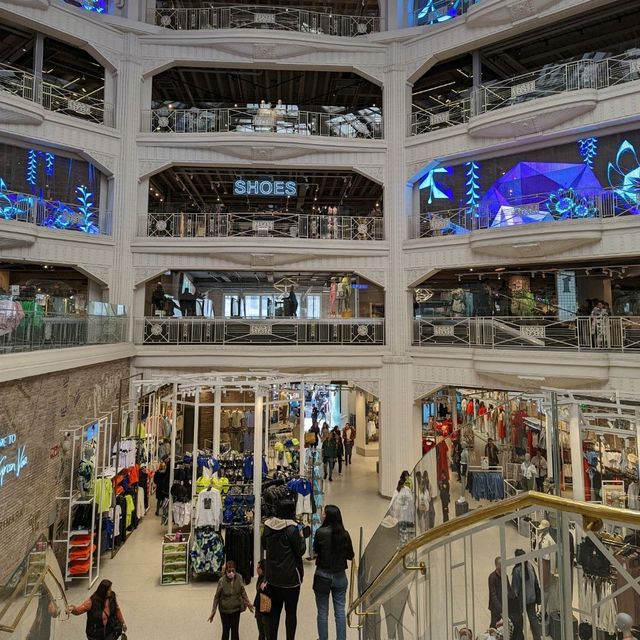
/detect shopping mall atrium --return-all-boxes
[2,0,640,638]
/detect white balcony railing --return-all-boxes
[0,62,113,126]
[0,187,111,235]
[149,5,380,36]
[136,317,385,346]
[410,50,640,135]
[412,316,640,352]
[411,188,639,238]
[143,106,383,139]
[0,309,128,354]
[141,211,383,241]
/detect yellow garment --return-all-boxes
[211,476,230,494]
[94,478,113,512]
[136,422,146,439]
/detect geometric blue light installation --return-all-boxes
[464,161,481,209]
[608,139,640,212]
[480,161,602,226]
[80,0,107,12]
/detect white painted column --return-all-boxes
[568,403,584,500]
[298,383,306,471]
[378,45,419,496]
[253,389,265,571]
[191,387,201,525]
[213,386,221,457]
[110,34,142,331]
[167,381,178,534]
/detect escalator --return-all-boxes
[349,444,640,640]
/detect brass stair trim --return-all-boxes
[348,490,640,617]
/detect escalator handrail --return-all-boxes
[348,490,640,616]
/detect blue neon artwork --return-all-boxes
[480,161,602,227]
[80,0,107,12]
[608,140,640,211]
[464,161,481,208]
[26,150,38,187]
[545,188,598,219]
[416,0,462,25]
[0,179,33,220]
[418,166,453,204]
[76,185,99,233]
[578,137,598,168]
[45,152,56,177]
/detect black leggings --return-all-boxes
[220,611,240,640]
[268,585,300,640]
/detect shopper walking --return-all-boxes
[485,438,500,467]
[313,505,355,640]
[320,422,331,444]
[68,579,127,640]
[333,428,344,475]
[262,501,306,640]
[254,560,269,640]
[153,457,170,515]
[531,450,547,492]
[209,560,254,640]
[511,549,542,640]
[438,472,451,523]
[322,431,338,481]
[343,423,355,466]
[488,557,507,629]
[390,471,415,542]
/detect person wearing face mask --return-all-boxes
[209,560,254,640]
[521,454,537,492]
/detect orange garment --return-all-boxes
[69,544,97,561]
[72,595,125,626]
[128,465,139,485]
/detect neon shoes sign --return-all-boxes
[233,179,297,197]
[0,433,28,488]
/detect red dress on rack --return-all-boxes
[436,439,449,480]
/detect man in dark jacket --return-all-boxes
[262,501,306,640]
[488,556,513,629]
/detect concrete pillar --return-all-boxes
[568,403,584,500]
[111,35,142,326]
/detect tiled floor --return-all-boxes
[63,454,389,639]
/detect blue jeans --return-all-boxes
[314,568,348,640]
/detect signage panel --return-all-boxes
[234,179,298,197]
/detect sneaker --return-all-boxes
[329,477,333,482]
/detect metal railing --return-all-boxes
[412,315,640,351]
[0,187,111,235]
[0,310,128,353]
[143,106,383,139]
[410,51,640,135]
[136,317,384,346]
[0,62,113,126]
[149,5,380,36]
[142,211,383,240]
[411,188,639,238]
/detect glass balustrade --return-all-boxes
[0,309,128,354]
[410,188,639,238]
[351,439,640,640]
[142,107,383,139]
[0,62,112,126]
[410,51,640,136]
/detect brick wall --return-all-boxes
[0,358,131,583]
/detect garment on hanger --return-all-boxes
[191,527,225,575]
[195,488,222,529]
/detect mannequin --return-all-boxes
[337,276,351,315]
[77,444,95,497]
[328,278,338,317]
[616,613,637,639]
